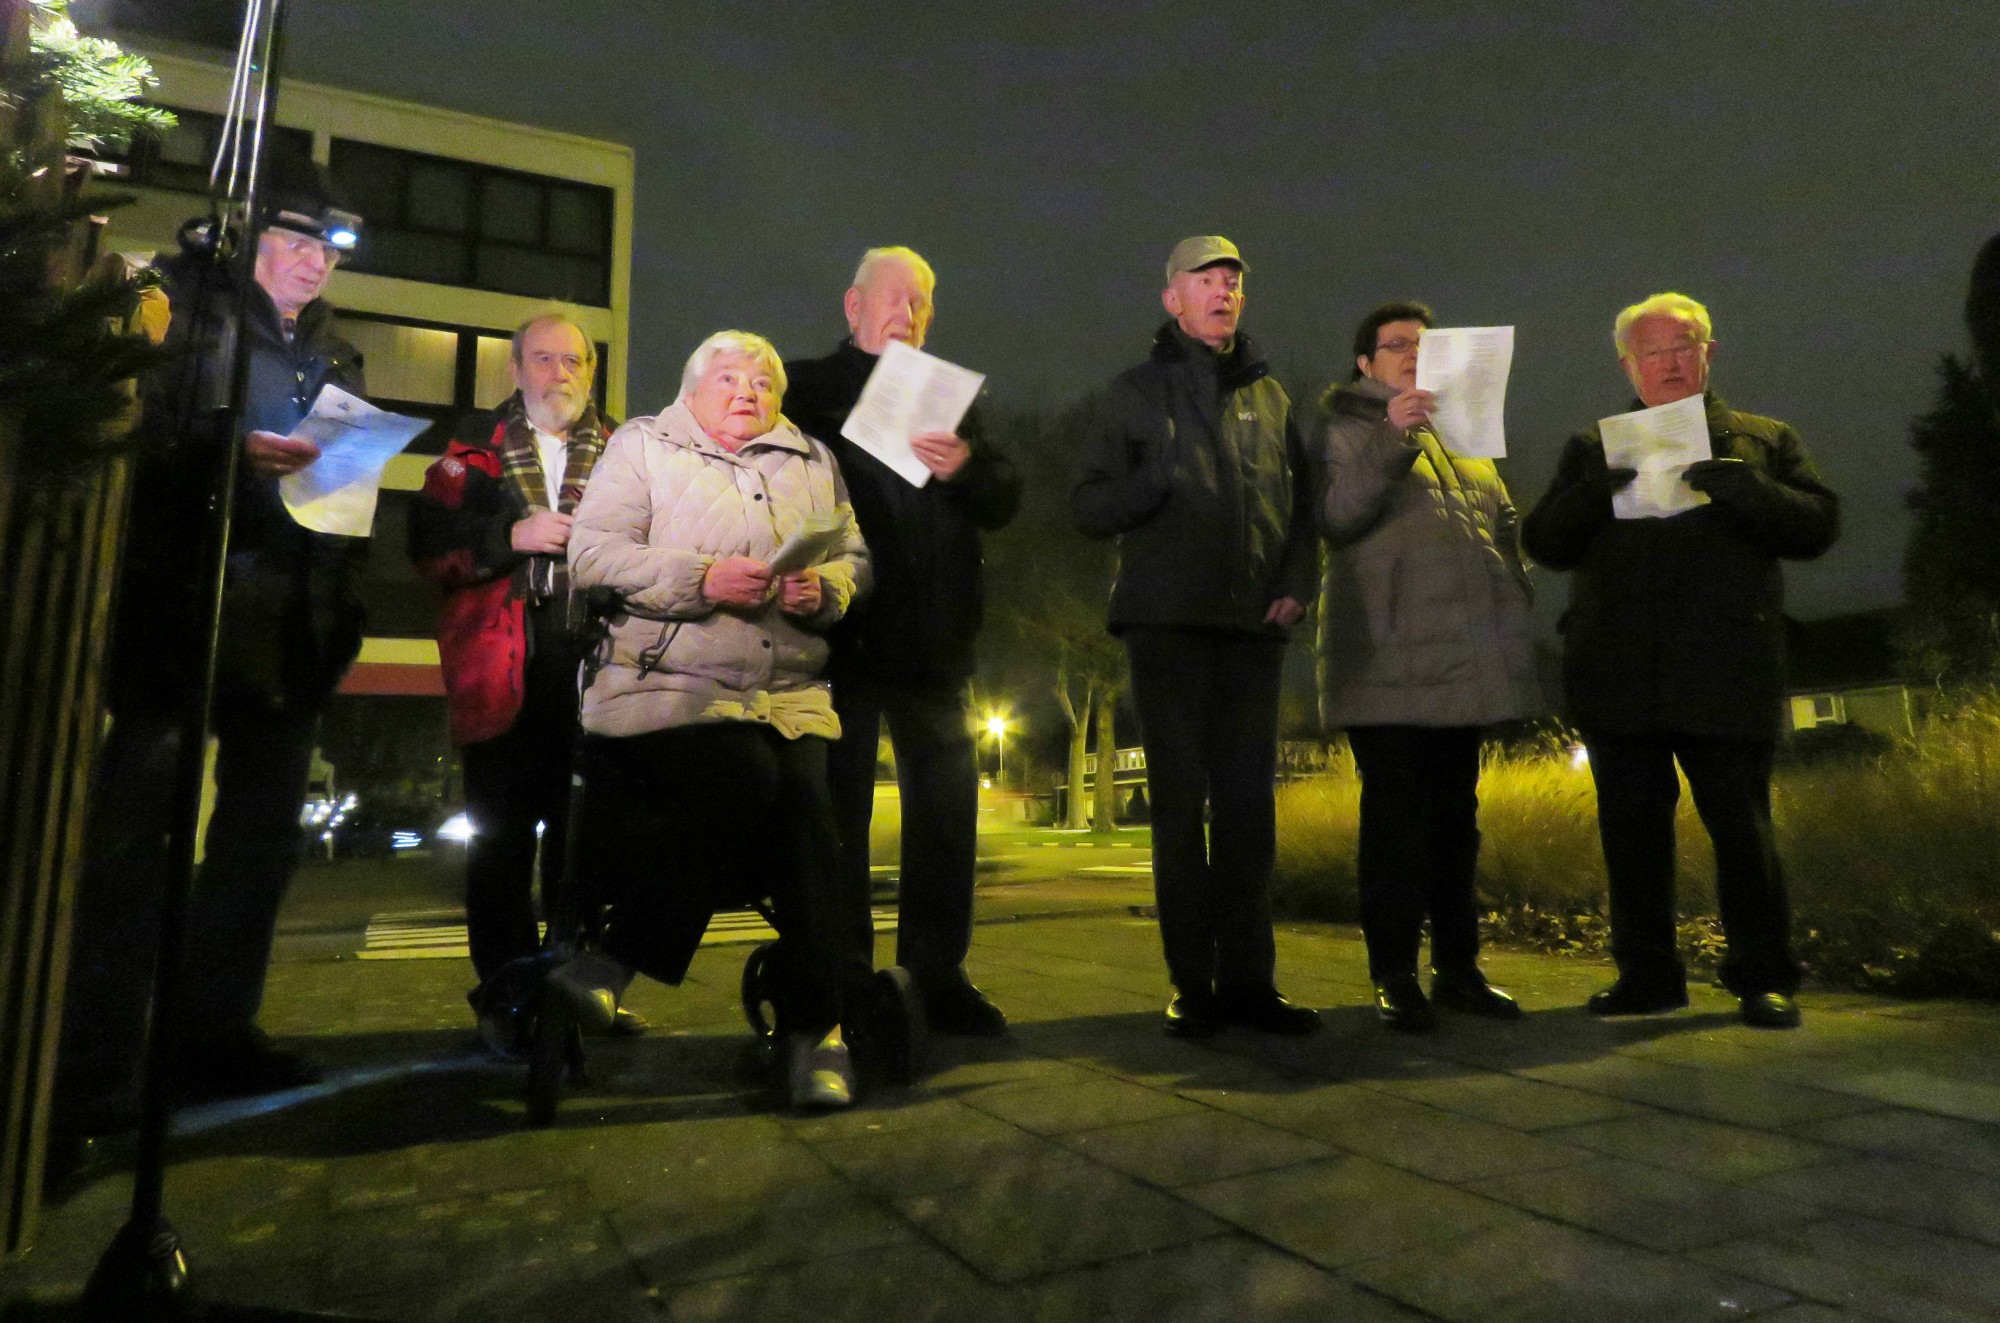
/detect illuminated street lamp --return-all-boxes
[985,714,1008,785]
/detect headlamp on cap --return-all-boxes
[265,203,363,251]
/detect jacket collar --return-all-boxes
[1325,375,1394,418]
[1149,321,1269,391]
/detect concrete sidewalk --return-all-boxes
[11,879,2000,1321]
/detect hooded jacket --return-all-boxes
[1071,323,1318,634]
[567,401,870,739]
[1315,376,1542,729]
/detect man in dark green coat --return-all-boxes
[1072,236,1320,1039]
[1522,292,1839,1030]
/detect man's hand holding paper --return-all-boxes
[277,384,430,537]
[1597,393,1713,520]
[839,340,985,488]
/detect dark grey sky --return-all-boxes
[281,0,1998,619]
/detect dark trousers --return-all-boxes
[827,677,978,983]
[1124,627,1286,997]
[56,692,319,1133]
[582,723,873,1035]
[1346,724,1485,983]
[1583,732,1800,997]
[461,632,579,982]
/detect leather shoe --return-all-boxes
[1431,972,1524,1020]
[1585,981,1690,1016]
[1739,992,1802,1029]
[1218,987,1321,1035]
[547,962,619,1033]
[1163,991,1221,1038]
[787,1026,855,1109]
[1374,977,1436,1033]
[177,1028,323,1102]
[923,974,1008,1037]
[609,1007,649,1037]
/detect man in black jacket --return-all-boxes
[1071,236,1320,1039]
[785,246,1022,1035]
[1522,292,1839,1030]
[57,167,369,1143]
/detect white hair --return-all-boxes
[1614,292,1713,356]
[677,330,787,402]
[851,245,935,296]
[511,312,596,367]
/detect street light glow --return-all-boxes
[986,715,1008,738]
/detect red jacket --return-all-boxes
[409,418,534,746]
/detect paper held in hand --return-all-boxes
[766,510,847,576]
[278,385,430,537]
[838,340,985,488]
[1413,326,1514,458]
[1598,394,1712,520]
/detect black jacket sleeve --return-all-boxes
[1703,422,1840,560]
[1071,377,1171,539]
[946,406,1023,531]
[1521,432,1615,570]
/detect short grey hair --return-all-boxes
[678,330,787,402]
[851,246,935,296]
[510,312,596,367]
[1614,292,1712,356]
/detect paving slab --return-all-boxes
[15,899,2000,1323]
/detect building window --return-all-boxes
[328,140,612,306]
[1810,693,1846,724]
[331,312,609,437]
[99,105,314,195]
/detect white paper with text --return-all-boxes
[1414,325,1514,458]
[838,340,985,488]
[1598,394,1712,520]
[278,385,429,537]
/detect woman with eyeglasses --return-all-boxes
[1315,301,1543,1033]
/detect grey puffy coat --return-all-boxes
[569,401,870,739]
[1315,377,1542,729]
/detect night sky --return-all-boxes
[279,0,1998,622]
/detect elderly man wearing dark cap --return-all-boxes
[54,160,371,1160]
[1072,236,1321,1038]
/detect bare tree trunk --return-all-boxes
[1063,688,1091,829]
[1092,686,1120,834]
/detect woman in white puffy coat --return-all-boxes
[1316,302,1542,1033]
[561,330,873,1108]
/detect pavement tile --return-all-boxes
[1793,1106,2000,1176]
[807,1112,1087,1198]
[659,1241,1018,1323]
[1690,1214,2000,1323]
[1520,1054,1883,1128]
[1806,1067,2000,1124]
[1750,1157,2000,1246]
[960,1075,1203,1134]
[1181,1155,1525,1268]
[1344,1216,1795,1321]
[1021,1027,1270,1090]
[1371,1070,1652,1130]
[1467,1154,1818,1252]
[898,1161,1225,1283]
[1018,1236,1426,1322]
[1052,1109,1336,1187]
[1549,1111,1843,1182]
[613,1172,917,1286]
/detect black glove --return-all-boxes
[1605,466,1638,493]
[1683,458,1763,505]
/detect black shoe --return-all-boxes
[1585,981,1690,1016]
[1374,977,1437,1033]
[178,1028,323,1102]
[1218,987,1322,1035]
[1739,992,1802,1029]
[1163,991,1222,1038]
[1431,971,1524,1021]
[609,1007,650,1037]
[922,976,1008,1037]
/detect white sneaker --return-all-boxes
[787,1026,854,1110]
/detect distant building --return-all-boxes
[1785,607,1919,739]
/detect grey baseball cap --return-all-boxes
[1165,235,1247,281]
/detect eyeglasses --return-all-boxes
[1374,337,1421,355]
[1631,342,1706,365]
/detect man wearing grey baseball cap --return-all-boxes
[1071,236,1321,1039]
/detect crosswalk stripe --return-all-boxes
[357,907,898,961]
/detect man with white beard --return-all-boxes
[411,313,629,1051]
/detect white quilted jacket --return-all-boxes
[568,400,870,739]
